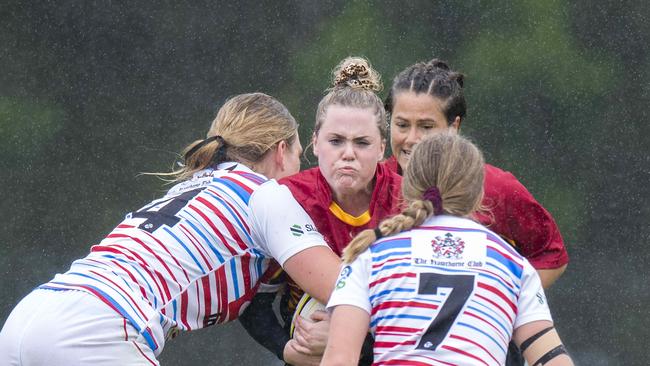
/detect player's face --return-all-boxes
[390,92,460,171]
[313,105,385,198]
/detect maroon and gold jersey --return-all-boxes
[279,163,403,314]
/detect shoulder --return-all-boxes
[484,163,533,200]
[249,179,290,204]
[484,163,522,188]
[211,164,271,195]
[280,167,321,191]
[279,167,331,206]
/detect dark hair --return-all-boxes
[385,58,466,125]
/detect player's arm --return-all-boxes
[514,261,572,365]
[320,305,370,366]
[290,307,374,365]
[249,183,341,305]
[536,265,567,289]
[282,247,340,304]
[501,173,569,288]
[513,320,574,366]
[321,257,372,366]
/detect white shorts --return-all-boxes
[0,289,159,366]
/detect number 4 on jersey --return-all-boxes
[132,189,203,233]
[416,273,475,350]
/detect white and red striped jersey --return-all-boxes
[41,163,327,355]
[328,215,552,366]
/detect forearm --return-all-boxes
[321,305,369,366]
[537,264,567,289]
[514,321,574,366]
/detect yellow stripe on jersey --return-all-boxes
[329,201,371,227]
[507,237,518,248]
[268,267,284,282]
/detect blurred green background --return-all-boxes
[1,1,648,365]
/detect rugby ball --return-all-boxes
[289,293,326,337]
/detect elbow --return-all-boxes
[539,264,568,289]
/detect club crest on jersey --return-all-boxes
[431,233,465,259]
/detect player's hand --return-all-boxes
[283,339,322,366]
[292,310,330,355]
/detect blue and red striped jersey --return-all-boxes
[328,215,552,365]
[40,163,327,355]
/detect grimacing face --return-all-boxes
[313,105,385,199]
[390,92,460,170]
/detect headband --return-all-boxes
[184,135,227,163]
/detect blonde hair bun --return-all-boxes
[332,56,382,92]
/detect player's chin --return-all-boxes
[333,176,358,189]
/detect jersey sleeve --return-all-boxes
[326,250,372,314]
[485,166,569,270]
[248,180,329,267]
[514,260,553,329]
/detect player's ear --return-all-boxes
[450,116,462,133]
[275,140,288,171]
[311,133,320,157]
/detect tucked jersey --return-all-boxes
[328,215,552,366]
[40,163,327,355]
[381,156,568,269]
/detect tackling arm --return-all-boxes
[320,305,370,366]
[537,264,567,289]
[282,246,341,304]
[513,320,574,366]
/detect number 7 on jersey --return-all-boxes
[416,272,476,350]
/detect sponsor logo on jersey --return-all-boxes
[336,265,353,289]
[431,233,465,259]
[290,224,304,237]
